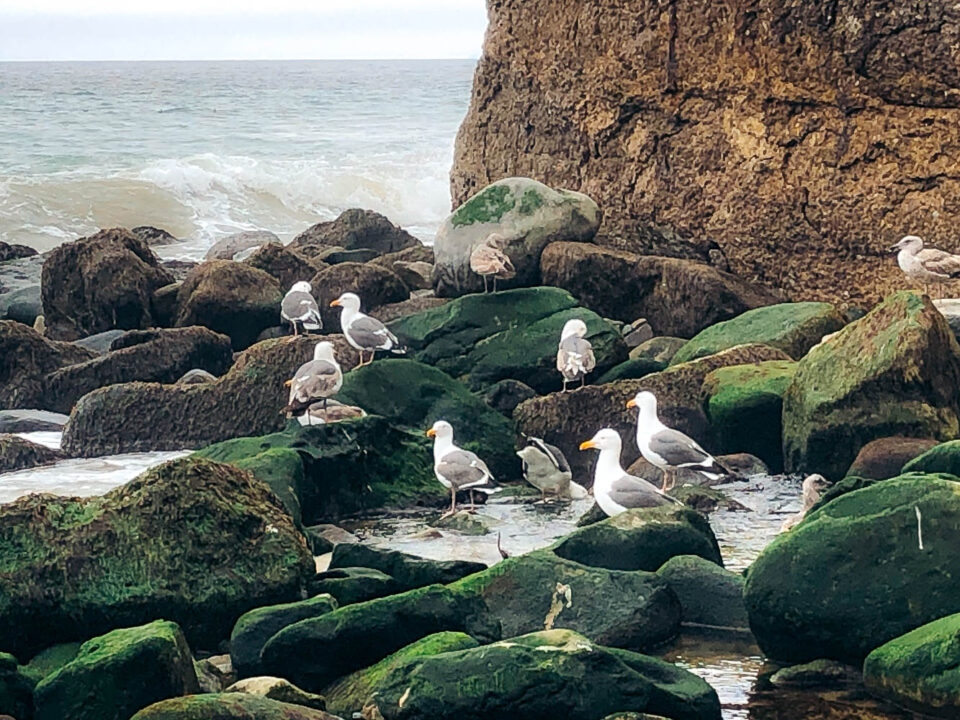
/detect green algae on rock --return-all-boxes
[132,693,340,720]
[782,292,960,479]
[657,555,748,629]
[327,543,485,590]
[306,567,401,606]
[0,457,313,658]
[21,644,82,686]
[902,439,960,478]
[671,302,845,365]
[0,652,34,720]
[33,620,199,720]
[744,475,960,664]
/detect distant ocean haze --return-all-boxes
[0,59,476,258]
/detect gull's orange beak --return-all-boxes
[626,398,637,409]
[426,428,436,438]
[330,299,342,307]
[284,380,292,387]
[579,440,596,451]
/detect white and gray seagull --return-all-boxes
[891,234,960,298]
[470,232,516,293]
[516,437,588,501]
[280,281,323,338]
[426,420,499,518]
[579,428,681,517]
[283,341,343,424]
[330,292,405,366]
[557,318,596,392]
[627,390,731,492]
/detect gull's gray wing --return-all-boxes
[348,314,401,350]
[289,359,342,406]
[608,473,679,508]
[282,291,322,326]
[648,428,714,467]
[436,448,493,489]
[918,248,960,277]
[557,336,596,379]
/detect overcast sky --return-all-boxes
[0,0,488,61]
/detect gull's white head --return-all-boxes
[485,232,509,249]
[290,281,312,294]
[579,428,622,453]
[561,319,589,341]
[626,390,658,416]
[313,341,337,362]
[892,235,924,253]
[801,473,830,510]
[426,419,454,441]
[330,292,361,311]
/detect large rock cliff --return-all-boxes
[452,0,960,303]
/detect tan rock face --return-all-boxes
[452,0,960,303]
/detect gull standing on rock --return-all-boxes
[283,341,342,424]
[627,391,730,492]
[470,233,516,293]
[516,437,588,501]
[280,281,322,338]
[427,420,499,518]
[557,319,596,392]
[330,292,405,366]
[579,428,681,517]
[892,234,960,298]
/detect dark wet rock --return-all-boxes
[0,320,97,410]
[374,294,448,323]
[72,329,127,354]
[329,544,485,590]
[631,336,687,365]
[390,260,433,290]
[61,336,357,457]
[175,368,218,385]
[303,524,358,555]
[314,247,381,264]
[175,261,284,350]
[0,435,64,474]
[451,549,679,649]
[151,282,180,327]
[388,287,627,393]
[0,457,313,658]
[132,694,339,720]
[41,228,174,341]
[783,292,960,479]
[552,507,723,572]
[0,242,37,262]
[243,242,321,289]
[205,230,280,261]
[541,242,779,337]
[131,226,179,246]
[671,302,845,365]
[368,243,435,270]
[260,584,499,691]
[33,620,199,720]
[306,567,400,607]
[352,629,720,720]
[0,653,34,720]
[44,327,234,414]
[596,357,666,384]
[807,476,880,514]
[485,378,537,416]
[846,436,940,480]
[292,209,418,260]
[159,260,198,283]
[0,285,42,326]
[717,453,769,477]
[224,677,327,710]
[230,595,338,678]
[308,262,409,331]
[744,475,960,664]
[194,654,235,694]
[0,410,68,434]
[770,659,862,689]
[657,555,748,629]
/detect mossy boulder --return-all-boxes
[306,567,400,606]
[197,416,447,521]
[230,594,338,678]
[433,178,600,296]
[671,302,845,365]
[631,336,686,365]
[132,694,340,720]
[847,436,940,480]
[356,629,720,720]
[903,439,960,477]
[337,359,519,479]
[744,475,960,664]
[21,644,82,685]
[0,457,313,658]
[224,676,327,710]
[551,507,723,572]
[386,287,627,393]
[450,550,679,649]
[782,292,960,479]
[260,584,499,691]
[328,544,485,590]
[657,555,748,629]
[324,631,480,716]
[596,357,667,384]
[864,613,960,717]
[33,620,199,720]
[702,360,797,472]
[0,653,34,720]
[225,447,305,526]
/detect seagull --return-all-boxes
[282,341,342,423]
[579,428,681,517]
[627,391,731,492]
[280,281,322,338]
[516,437,588,501]
[426,420,499,518]
[470,233,516,293]
[779,474,831,532]
[891,234,960,299]
[297,399,366,426]
[330,292,405,366]
[556,318,596,392]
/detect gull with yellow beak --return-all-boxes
[426,420,499,518]
[330,292,405,366]
[580,428,680,517]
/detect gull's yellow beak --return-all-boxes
[579,440,596,451]
[426,428,436,438]
[626,398,637,409]
[330,299,342,307]
[284,379,292,387]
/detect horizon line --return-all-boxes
[0,56,480,63]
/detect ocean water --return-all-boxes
[0,59,476,256]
